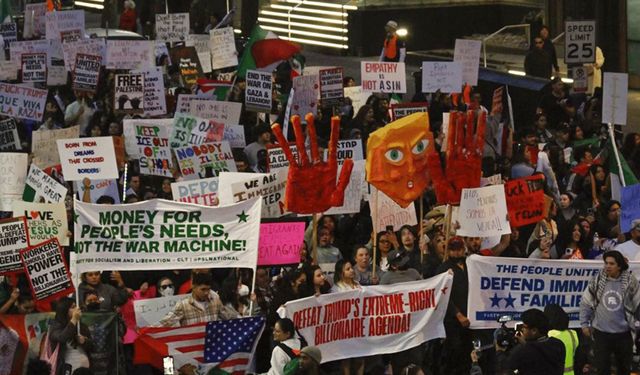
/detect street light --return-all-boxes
[397,28,408,37]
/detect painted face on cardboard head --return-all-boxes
[366,112,434,208]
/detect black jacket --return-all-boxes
[507,336,566,375]
[48,319,93,375]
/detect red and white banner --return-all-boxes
[280,273,453,363]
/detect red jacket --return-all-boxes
[119,9,137,32]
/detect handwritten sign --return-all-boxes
[390,102,429,121]
[373,186,418,232]
[291,74,319,118]
[174,141,236,180]
[31,126,79,169]
[106,40,154,70]
[258,221,305,266]
[453,39,482,86]
[504,175,545,227]
[319,67,344,106]
[134,295,184,328]
[0,118,20,151]
[0,60,19,81]
[72,53,101,93]
[134,122,172,177]
[45,10,84,41]
[175,96,242,125]
[210,27,238,69]
[133,67,166,117]
[223,124,246,148]
[23,164,68,203]
[21,53,47,83]
[20,239,73,301]
[602,72,628,126]
[74,179,121,204]
[422,62,462,93]
[0,217,30,274]
[0,153,28,212]
[155,13,189,43]
[12,200,68,246]
[324,160,365,215]
[170,46,203,89]
[171,177,219,206]
[344,85,367,115]
[457,185,511,237]
[62,38,106,72]
[218,170,288,218]
[0,22,17,50]
[56,136,119,181]
[621,183,640,233]
[0,83,48,122]
[245,69,272,112]
[361,62,406,93]
[23,3,47,39]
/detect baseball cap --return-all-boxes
[448,236,465,250]
[387,249,410,267]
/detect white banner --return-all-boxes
[0,153,28,212]
[361,62,406,93]
[73,198,261,272]
[210,27,238,70]
[280,273,453,363]
[457,185,511,237]
[56,136,119,181]
[218,170,288,218]
[155,13,189,43]
[171,177,219,206]
[467,255,640,329]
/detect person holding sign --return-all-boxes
[48,298,94,375]
[157,272,225,327]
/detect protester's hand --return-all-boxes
[470,349,479,363]
[387,231,400,249]
[71,307,82,324]
[540,236,552,251]
[110,271,125,288]
[250,292,257,302]
[426,110,486,204]
[178,363,197,375]
[139,282,149,294]
[77,335,87,344]
[582,326,591,338]
[271,114,354,214]
[9,287,19,302]
[456,312,470,328]
[371,275,379,285]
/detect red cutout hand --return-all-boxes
[427,109,486,205]
[271,114,354,214]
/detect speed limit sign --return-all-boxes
[565,20,596,64]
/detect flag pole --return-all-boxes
[608,123,626,187]
[311,214,318,264]
[371,188,378,279]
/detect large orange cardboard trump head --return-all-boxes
[366,112,435,208]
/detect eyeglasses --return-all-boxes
[160,284,174,289]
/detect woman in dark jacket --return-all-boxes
[48,298,93,375]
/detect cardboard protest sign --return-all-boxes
[0,217,30,274]
[45,10,85,41]
[0,60,19,81]
[63,38,106,72]
[258,221,305,266]
[133,122,172,177]
[23,164,68,203]
[133,67,166,117]
[372,186,418,232]
[621,183,640,233]
[344,85,367,115]
[0,153,28,212]
[210,27,238,70]
[267,143,301,171]
[453,39,482,86]
[291,75,319,118]
[106,40,154,70]
[12,200,68,246]
[23,3,47,39]
[0,22,17,50]
[187,34,210,53]
[457,185,511,237]
[323,160,365,215]
[491,86,504,116]
[155,13,189,43]
[74,197,261,272]
[56,137,119,181]
[72,53,101,93]
[9,39,54,64]
[174,141,236,180]
[134,295,184,328]
[421,61,462,93]
[319,67,344,107]
[21,53,47,83]
[390,102,428,121]
[122,118,172,156]
[0,118,21,151]
[114,73,144,115]
[170,113,225,147]
[171,177,219,206]
[31,125,79,169]
[175,96,242,125]
[245,69,272,112]
[20,239,73,301]
[602,72,628,126]
[466,256,640,328]
[281,274,453,363]
[74,179,121,204]
[170,46,203,89]
[504,175,545,227]
[218,170,288,218]
[0,83,48,121]
[361,62,406,93]
[223,124,246,148]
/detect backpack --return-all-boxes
[278,343,301,375]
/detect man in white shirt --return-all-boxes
[64,91,95,136]
[614,219,640,261]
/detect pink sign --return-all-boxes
[258,222,306,266]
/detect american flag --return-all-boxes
[134,316,266,375]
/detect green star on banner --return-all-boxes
[236,210,248,223]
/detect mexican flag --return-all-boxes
[607,135,638,187]
[237,25,301,79]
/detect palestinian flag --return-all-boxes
[237,25,301,79]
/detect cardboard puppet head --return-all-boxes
[366,112,434,208]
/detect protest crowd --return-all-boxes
[1,3,640,375]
